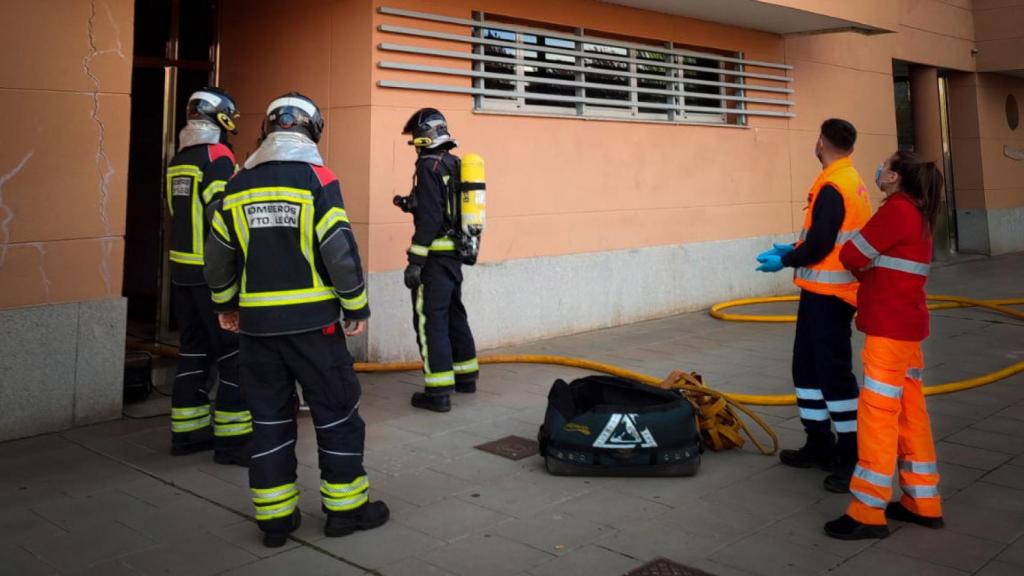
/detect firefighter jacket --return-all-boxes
[407,150,461,266]
[204,161,369,336]
[792,157,871,306]
[167,143,235,285]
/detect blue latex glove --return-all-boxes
[772,242,795,256]
[755,253,784,273]
[756,243,795,262]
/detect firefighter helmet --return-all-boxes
[262,92,325,143]
[186,88,239,134]
[402,108,456,149]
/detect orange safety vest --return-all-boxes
[793,157,871,306]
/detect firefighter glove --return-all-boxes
[404,264,423,289]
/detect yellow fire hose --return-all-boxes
[129,295,1022,457]
[710,295,1024,404]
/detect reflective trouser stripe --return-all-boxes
[798,407,829,421]
[834,420,857,433]
[851,488,887,509]
[906,368,924,381]
[321,475,369,512]
[899,460,938,474]
[415,285,430,374]
[252,483,300,521]
[903,484,940,499]
[214,410,252,438]
[827,399,858,412]
[864,376,903,399]
[854,464,892,488]
[425,371,455,388]
[453,358,479,374]
[795,387,824,400]
[171,405,211,433]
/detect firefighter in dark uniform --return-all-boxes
[167,88,251,465]
[205,93,388,547]
[399,108,479,413]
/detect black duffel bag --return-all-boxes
[538,375,702,476]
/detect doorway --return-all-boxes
[891,61,959,260]
[123,0,220,346]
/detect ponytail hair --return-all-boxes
[889,150,945,233]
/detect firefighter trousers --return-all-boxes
[171,283,251,454]
[848,336,942,525]
[240,327,370,534]
[792,290,859,458]
[411,256,478,394]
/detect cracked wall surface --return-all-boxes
[0,0,133,309]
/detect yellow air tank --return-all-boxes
[460,153,486,237]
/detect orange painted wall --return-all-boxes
[219,0,375,267]
[974,0,1024,72]
[0,0,133,309]
[951,73,1024,210]
[369,0,802,272]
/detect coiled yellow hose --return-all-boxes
[708,295,1024,405]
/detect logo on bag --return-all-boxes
[593,414,658,449]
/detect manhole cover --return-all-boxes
[475,435,539,460]
[625,558,717,576]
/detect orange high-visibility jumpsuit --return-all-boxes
[839,191,940,526]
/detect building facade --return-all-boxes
[1,0,1022,440]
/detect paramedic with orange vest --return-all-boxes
[756,118,871,493]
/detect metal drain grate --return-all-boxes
[625,558,717,576]
[475,435,539,460]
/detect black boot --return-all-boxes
[779,435,834,470]
[455,380,477,394]
[324,501,390,538]
[824,514,889,540]
[170,437,214,456]
[213,447,251,467]
[886,502,944,529]
[262,510,301,548]
[823,450,856,493]
[411,392,451,413]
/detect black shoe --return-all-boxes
[824,514,889,540]
[886,502,944,529]
[779,445,834,471]
[823,471,852,493]
[213,450,250,467]
[455,380,477,394]
[324,501,390,538]
[411,392,451,413]
[263,510,301,548]
[171,438,214,456]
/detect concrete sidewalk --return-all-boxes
[2,254,1023,576]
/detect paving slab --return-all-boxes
[876,523,1006,572]
[825,548,969,576]
[1,253,1022,575]
[420,534,554,576]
